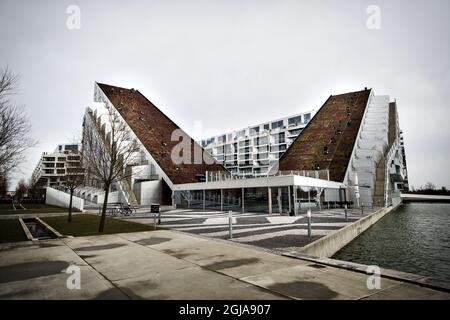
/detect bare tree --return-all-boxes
[0,67,36,174]
[0,171,9,196]
[63,159,85,223]
[15,179,28,202]
[423,182,436,191]
[82,105,140,232]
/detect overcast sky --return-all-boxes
[1,0,449,189]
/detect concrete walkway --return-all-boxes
[0,230,448,299]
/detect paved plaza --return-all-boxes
[124,207,376,253]
[0,229,448,300]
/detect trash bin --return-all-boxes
[150,204,160,213]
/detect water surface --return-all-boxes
[334,203,450,285]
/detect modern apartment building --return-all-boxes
[31,144,83,188]
[200,110,316,177]
[68,82,407,213]
[278,89,409,207]
[77,82,225,206]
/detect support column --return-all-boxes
[288,186,292,214]
[278,187,282,214]
[203,190,206,211]
[268,187,272,214]
[317,188,322,211]
[293,186,298,216]
[242,188,245,213]
[220,189,223,211]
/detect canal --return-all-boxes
[333,203,450,285]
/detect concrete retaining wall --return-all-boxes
[45,187,84,211]
[299,203,400,258]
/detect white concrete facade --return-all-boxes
[200,110,316,177]
[31,144,83,188]
[45,186,84,211]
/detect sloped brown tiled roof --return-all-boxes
[96,83,227,185]
[279,89,371,182]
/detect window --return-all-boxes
[304,113,311,123]
[289,129,302,136]
[271,144,286,152]
[239,154,251,160]
[249,126,260,136]
[225,144,233,154]
[258,152,269,159]
[238,140,250,147]
[273,133,285,144]
[237,130,246,138]
[271,120,283,130]
[216,146,224,155]
[263,124,270,131]
[258,146,268,153]
[288,116,302,126]
[218,134,226,144]
[258,136,268,145]
[65,144,78,151]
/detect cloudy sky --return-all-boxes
[1,0,449,189]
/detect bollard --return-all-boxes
[361,203,364,215]
[307,208,312,241]
[228,210,233,239]
[344,203,348,221]
[154,213,157,230]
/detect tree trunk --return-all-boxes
[98,181,110,232]
[68,188,74,223]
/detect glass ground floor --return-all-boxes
[173,186,349,214]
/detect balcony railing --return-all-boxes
[205,169,330,182]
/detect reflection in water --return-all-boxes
[333,203,450,285]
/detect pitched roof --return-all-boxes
[96,82,227,185]
[278,89,371,182]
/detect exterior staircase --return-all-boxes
[348,94,389,207]
[86,110,139,206]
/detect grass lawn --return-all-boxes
[42,214,154,237]
[0,219,28,243]
[0,204,69,215]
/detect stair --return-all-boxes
[86,111,139,206]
